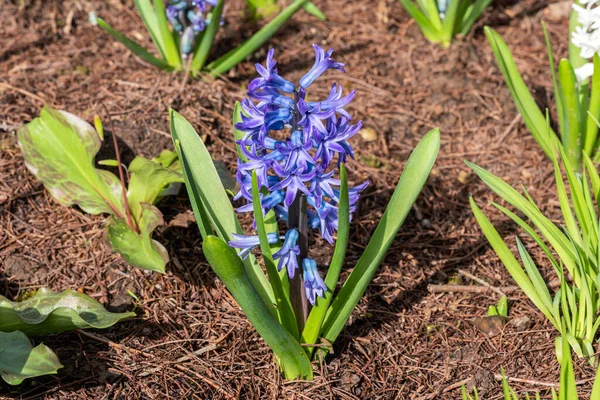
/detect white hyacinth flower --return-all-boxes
[572,0,600,81]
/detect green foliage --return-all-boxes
[18,106,184,273]
[0,289,133,385]
[399,0,492,47]
[462,339,600,399]
[485,26,600,170]
[246,0,325,21]
[488,295,509,317]
[468,144,600,361]
[170,110,440,379]
[97,0,317,77]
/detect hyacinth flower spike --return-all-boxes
[170,44,440,379]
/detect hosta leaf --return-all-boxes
[17,106,126,218]
[0,331,62,385]
[127,155,184,224]
[0,288,134,337]
[107,203,169,273]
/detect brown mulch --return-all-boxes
[0,0,594,398]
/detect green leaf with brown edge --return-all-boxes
[17,106,127,219]
[0,288,134,337]
[106,203,169,273]
[0,331,63,385]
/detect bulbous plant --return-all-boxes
[95,0,319,77]
[170,45,440,379]
[469,134,600,362]
[486,1,600,171]
[18,106,184,273]
[399,0,492,47]
[0,288,133,385]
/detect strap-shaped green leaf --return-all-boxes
[97,18,174,71]
[398,0,440,43]
[152,0,182,68]
[202,236,312,379]
[320,128,440,347]
[485,26,557,158]
[133,0,168,60]
[169,110,276,309]
[301,163,349,356]
[303,2,326,20]
[251,172,299,338]
[460,0,492,36]
[558,59,582,168]
[586,54,600,156]
[207,0,308,75]
[191,0,225,75]
[0,288,134,337]
[0,331,62,385]
[17,106,126,218]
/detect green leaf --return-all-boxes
[301,163,349,356]
[233,101,249,162]
[586,54,600,156]
[320,128,440,347]
[558,59,582,168]
[133,0,168,60]
[127,155,184,224]
[106,203,169,273]
[459,0,492,36]
[485,26,557,158]
[303,2,326,20]
[152,149,179,168]
[152,0,182,68]
[17,106,127,218]
[202,236,312,379]
[191,0,225,75]
[440,0,462,46]
[97,18,174,71]
[169,109,276,308]
[98,159,119,167]
[0,331,62,385]
[0,288,134,337]
[207,0,309,75]
[558,333,578,400]
[398,0,440,44]
[251,172,299,338]
[496,295,508,317]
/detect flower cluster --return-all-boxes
[229,45,368,304]
[572,0,600,81]
[166,0,219,56]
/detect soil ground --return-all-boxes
[0,0,595,398]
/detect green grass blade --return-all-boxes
[485,26,557,158]
[169,109,276,309]
[207,0,308,75]
[301,164,350,356]
[320,128,440,347]
[558,334,578,400]
[542,23,566,154]
[558,59,582,168]
[191,0,225,75]
[202,236,312,379]
[460,0,492,36]
[97,18,174,71]
[440,0,461,45]
[251,172,299,338]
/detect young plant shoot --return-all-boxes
[0,288,133,385]
[399,0,492,47]
[486,2,600,170]
[469,142,600,362]
[18,106,185,273]
[170,45,440,379]
[96,0,318,77]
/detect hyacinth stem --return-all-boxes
[288,194,309,332]
[287,89,309,332]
